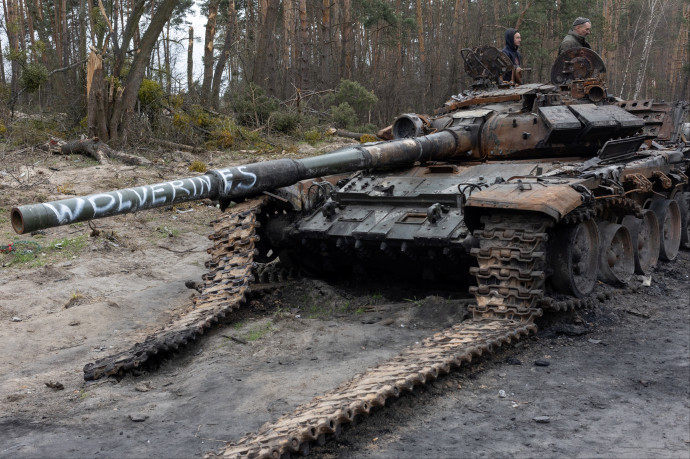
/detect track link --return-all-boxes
[83,197,266,381]
[213,319,535,458]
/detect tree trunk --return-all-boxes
[514,0,533,30]
[297,0,308,89]
[450,0,463,90]
[320,0,330,87]
[87,51,109,140]
[492,0,501,47]
[619,7,644,99]
[415,0,426,105]
[87,0,96,45]
[211,0,236,108]
[60,0,68,67]
[670,3,690,100]
[16,0,26,53]
[201,0,220,106]
[59,137,152,165]
[53,0,62,65]
[255,0,279,89]
[633,0,662,100]
[396,0,402,78]
[25,0,36,61]
[78,0,86,64]
[416,0,425,65]
[341,0,352,79]
[105,0,177,144]
[4,0,21,103]
[113,0,146,76]
[187,26,194,95]
[283,0,293,79]
[0,34,5,86]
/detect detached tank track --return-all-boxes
[214,319,535,459]
[83,197,267,381]
[538,295,598,312]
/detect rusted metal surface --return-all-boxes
[265,175,346,212]
[567,78,607,101]
[436,84,556,115]
[436,94,522,114]
[461,45,514,85]
[465,179,583,220]
[652,171,673,189]
[615,100,678,141]
[550,48,606,85]
[623,173,654,192]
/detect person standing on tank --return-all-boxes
[501,28,522,83]
[558,17,592,54]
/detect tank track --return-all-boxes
[83,197,267,381]
[469,212,551,321]
[213,319,535,459]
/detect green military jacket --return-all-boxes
[558,31,591,55]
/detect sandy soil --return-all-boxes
[0,148,688,458]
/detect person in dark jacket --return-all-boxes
[501,28,522,83]
[559,17,592,54]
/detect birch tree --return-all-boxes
[633,0,664,99]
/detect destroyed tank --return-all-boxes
[11,46,690,324]
[8,46,690,457]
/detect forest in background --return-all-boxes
[0,0,689,148]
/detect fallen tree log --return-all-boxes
[56,137,151,166]
[59,138,110,163]
[330,128,369,140]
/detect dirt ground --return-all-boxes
[0,147,688,458]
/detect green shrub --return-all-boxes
[304,129,322,145]
[324,80,378,128]
[331,102,358,130]
[20,63,49,93]
[270,110,301,134]
[330,80,378,113]
[189,160,208,172]
[188,104,216,130]
[230,83,279,127]
[138,79,164,111]
[211,130,234,149]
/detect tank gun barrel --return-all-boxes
[11,129,472,234]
